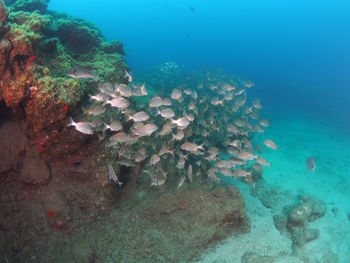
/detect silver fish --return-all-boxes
[103,120,123,132]
[237,152,257,161]
[115,84,133,97]
[172,116,190,128]
[83,104,105,116]
[124,70,133,82]
[149,96,163,108]
[133,123,158,136]
[172,130,184,141]
[157,108,175,119]
[162,97,172,106]
[233,169,251,178]
[89,93,108,102]
[135,148,147,162]
[149,154,160,165]
[129,111,150,122]
[67,117,94,135]
[108,164,123,186]
[181,142,204,154]
[306,157,315,173]
[178,175,186,188]
[264,139,279,151]
[104,97,130,109]
[171,89,182,100]
[118,158,136,167]
[67,66,99,81]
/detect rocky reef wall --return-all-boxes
[0,0,127,158]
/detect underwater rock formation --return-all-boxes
[0,0,127,158]
[4,0,49,13]
[273,195,327,248]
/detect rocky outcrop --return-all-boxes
[0,0,128,158]
[273,195,327,248]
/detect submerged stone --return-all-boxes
[0,121,26,173]
[21,155,50,185]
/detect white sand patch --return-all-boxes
[196,112,350,263]
[193,182,293,263]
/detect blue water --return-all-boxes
[44,2,350,261]
[49,0,350,130]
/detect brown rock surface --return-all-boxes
[21,155,50,185]
[0,121,26,173]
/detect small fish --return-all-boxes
[99,82,114,95]
[162,97,172,106]
[214,160,233,169]
[135,148,147,162]
[220,167,235,178]
[67,66,99,81]
[133,123,158,136]
[306,157,315,173]
[242,80,255,88]
[157,108,175,119]
[89,93,108,102]
[67,117,94,135]
[178,175,186,188]
[259,119,270,127]
[158,142,174,157]
[207,168,221,183]
[108,164,123,186]
[233,169,251,178]
[187,164,193,182]
[172,116,190,128]
[103,120,123,132]
[158,122,174,136]
[228,157,247,167]
[115,84,133,97]
[149,154,160,165]
[128,111,150,122]
[149,96,163,108]
[118,158,136,167]
[150,176,166,187]
[181,142,204,154]
[263,139,279,151]
[171,89,182,101]
[172,130,184,141]
[236,152,257,161]
[210,97,224,106]
[104,97,130,109]
[110,132,137,144]
[256,157,270,167]
[83,104,105,116]
[124,70,133,82]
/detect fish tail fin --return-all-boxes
[67,116,74,127]
[82,106,88,115]
[102,122,109,132]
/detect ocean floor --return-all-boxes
[194,108,350,263]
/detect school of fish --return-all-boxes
[67,67,279,188]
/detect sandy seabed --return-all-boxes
[195,109,350,263]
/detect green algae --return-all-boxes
[7,10,51,47]
[36,75,95,105]
[4,0,49,13]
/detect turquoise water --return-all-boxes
[48,0,350,261]
[49,0,350,128]
[8,0,348,262]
